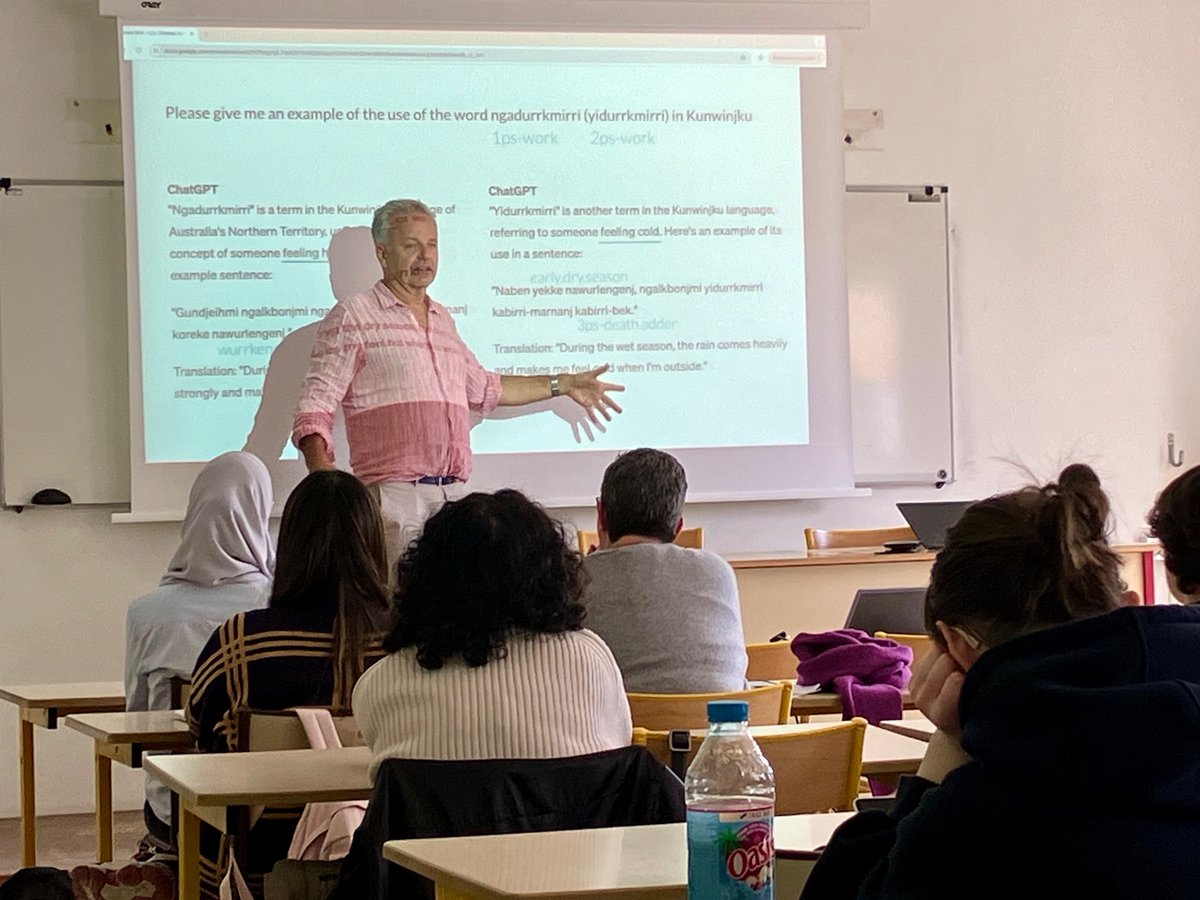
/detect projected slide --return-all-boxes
[124,28,821,462]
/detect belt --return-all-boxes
[414,475,459,485]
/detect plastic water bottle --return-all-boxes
[685,700,776,899]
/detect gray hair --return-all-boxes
[371,199,436,244]
[600,448,688,543]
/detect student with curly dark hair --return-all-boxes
[1149,464,1200,603]
[353,489,632,778]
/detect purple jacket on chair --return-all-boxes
[790,629,913,725]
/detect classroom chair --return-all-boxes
[168,676,192,710]
[804,525,916,551]
[627,682,793,731]
[232,708,361,752]
[745,641,799,682]
[632,718,866,815]
[219,708,362,888]
[576,526,703,555]
[874,632,935,670]
[330,746,684,900]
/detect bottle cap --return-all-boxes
[707,700,749,723]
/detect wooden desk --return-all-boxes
[0,682,125,866]
[64,710,194,862]
[728,544,1157,642]
[383,812,855,900]
[729,549,934,641]
[877,714,936,742]
[670,724,925,778]
[729,549,939,569]
[860,725,925,776]
[791,688,916,718]
[145,726,921,900]
[145,746,373,900]
[728,543,1155,571]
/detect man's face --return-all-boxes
[377,214,438,292]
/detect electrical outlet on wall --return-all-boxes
[843,108,883,151]
[66,98,122,144]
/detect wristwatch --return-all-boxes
[549,375,562,398]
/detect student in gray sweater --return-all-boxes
[581,448,748,694]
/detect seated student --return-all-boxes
[187,469,390,899]
[1149,463,1200,603]
[580,448,746,693]
[801,464,1200,900]
[125,450,274,845]
[353,489,632,777]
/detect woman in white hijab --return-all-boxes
[124,451,274,843]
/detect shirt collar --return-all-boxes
[374,280,441,315]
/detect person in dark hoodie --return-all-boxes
[1148,463,1200,604]
[801,463,1200,900]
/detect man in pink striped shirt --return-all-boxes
[293,198,622,570]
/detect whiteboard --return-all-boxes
[0,183,952,506]
[845,185,954,486]
[0,184,130,506]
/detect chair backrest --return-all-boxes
[875,632,935,670]
[843,587,928,635]
[627,682,793,731]
[233,708,362,753]
[744,641,798,682]
[758,722,865,814]
[576,526,704,555]
[168,675,192,709]
[331,745,685,900]
[632,719,866,815]
[804,526,916,551]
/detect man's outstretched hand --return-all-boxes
[563,364,625,425]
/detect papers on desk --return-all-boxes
[747,680,821,694]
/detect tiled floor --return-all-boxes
[0,811,144,874]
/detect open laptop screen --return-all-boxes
[896,500,976,550]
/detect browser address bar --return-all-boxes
[148,45,765,65]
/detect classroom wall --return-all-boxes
[0,0,153,820]
[0,511,177,817]
[2,0,1199,818]
[836,0,1200,535]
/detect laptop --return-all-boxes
[896,500,976,551]
[843,587,927,635]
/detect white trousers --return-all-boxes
[369,480,467,585]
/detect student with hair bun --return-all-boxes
[1149,463,1200,604]
[802,464,1200,900]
